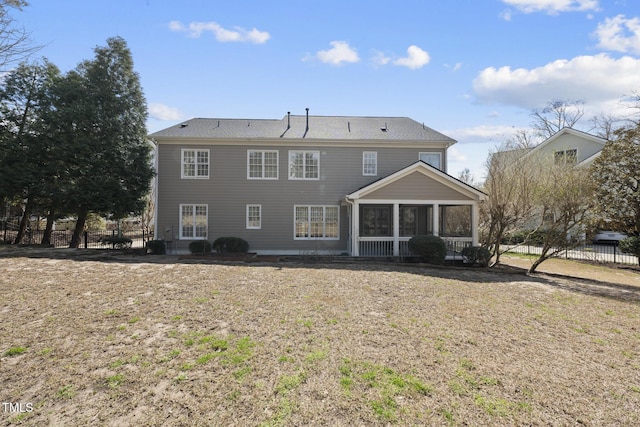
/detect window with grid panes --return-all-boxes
[248,150,278,179]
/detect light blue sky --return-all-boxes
[16,0,640,181]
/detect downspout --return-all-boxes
[151,138,159,240]
[303,108,309,138]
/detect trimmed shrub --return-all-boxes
[408,235,447,264]
[99,236,132,249]
[188,240,212,254]
[461,246,491,267]
[145,239,166,255]
[213,237,249,254]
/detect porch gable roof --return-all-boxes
[345,161,486,201]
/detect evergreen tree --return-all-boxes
[591,126,640,236]
[65,37,154,248]
[0,59,60,243]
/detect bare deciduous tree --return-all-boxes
[480,142,538,265]
[0,1,40,72]
[527,157,593,273]
[531,99,585,139]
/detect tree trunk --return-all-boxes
[41,210,55,246]
[13,202,31,244]
[69,212,87,248]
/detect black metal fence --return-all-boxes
[2,227,149,249]
[504,243,639,266]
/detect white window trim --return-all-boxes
[246,204,262,229]
[181,149,210,179]
[179,204,208,240]
[363,151,377,176]
[288,150,320,180]
[247,150,279,180]
[418,152,442,170]
[293,205,340,240]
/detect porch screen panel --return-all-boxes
[440,205,471,237]
[399,207,417,236]
[362,206,391,236]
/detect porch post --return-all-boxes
[393,203,400,256]
[433,203,439,236]
[471,202,479,246]
[353,200,360,256]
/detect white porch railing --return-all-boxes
[357,236,472,259]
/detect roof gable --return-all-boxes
[346,161,486,201]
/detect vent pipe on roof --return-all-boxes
[303,108,309,138]
[348,121,351,132]
[280,112,292,138]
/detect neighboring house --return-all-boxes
[150,113,485,256]
[495,127,608,240]
[521,127,607,168]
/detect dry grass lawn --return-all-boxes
[1,248,639,426]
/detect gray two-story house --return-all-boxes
[150,113,485,256]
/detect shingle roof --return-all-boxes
[149,115,456,144]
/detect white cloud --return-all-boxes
[472,54,640,109]
[593,15,640,55]
[500,9,514,21]
[393,45,430,70]
[149,103,184,121]
[371,50,391,67]
[168,20,270,44]
[501,0,599,14]
[314,41,360,65]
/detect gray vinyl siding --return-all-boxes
[156,142,446,252]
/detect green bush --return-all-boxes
[99,236,132,249]
[461,246,491,267]
[188,240,212,254]
[213,237,249,254]
[620,236,640,259]
[145,239,166,255]
[408,235,447,264]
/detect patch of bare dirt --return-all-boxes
[1,248,639,425]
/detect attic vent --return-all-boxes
[381,122,388,132]
[180,123,188,128]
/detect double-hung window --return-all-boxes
[289,150,319,180]
[363,151,377,176]
[248,150,278,179]
[182,149,209,179]
[294,205,339,239]
[554,149,577,165]
[246,204,262,229]
[180,204,208,239]
[418,152,442,170]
